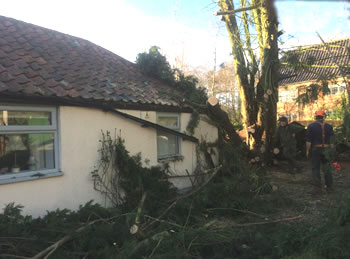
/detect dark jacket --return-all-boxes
[274,124,297,148]
[306,121,334,145]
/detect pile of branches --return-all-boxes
[0,132,311,259]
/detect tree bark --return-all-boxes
[207,96,242,145]
[218,0,258,148]
[218,0,279,160]
[255,0,279,161]
[215,4,259,16]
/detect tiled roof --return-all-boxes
[0,16,187,110]
[279,38,350,86]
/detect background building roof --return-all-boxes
[279,38,350,86]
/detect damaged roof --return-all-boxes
[0,15,189,111]
[279,38,350,86]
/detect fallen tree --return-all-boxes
[1,134,349,258]
[207,96,242,145]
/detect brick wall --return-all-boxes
[277,81,344,121]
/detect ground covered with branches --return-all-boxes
[1,136,350,258]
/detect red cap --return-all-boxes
[315,110,326,117]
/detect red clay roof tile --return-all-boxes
[0,71,14,82]
[0,15,189,110]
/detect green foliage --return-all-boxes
[233,121,244,131]
[336,189,350,226]
[283,50,312,72]
[4,198,349,259]
[3,132,350,258]
[297,83,324,106]
[186,111,200,135]
[221,104,243,130]
[136,46,174,83]
[327,102,345,120]
[92,131,177,217]
[281,48,342,107]
[0,132,291,258]
[0,202,131,258]
[136,46,207,104]
[278,190,350,259]
[334,96,350,152]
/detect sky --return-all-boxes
[0,0,349,69]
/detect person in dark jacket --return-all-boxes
[274,116,301,172]
[306,110,335,194]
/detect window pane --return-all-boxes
[0,111,51,126]
[158,117,179,128]
[331,87,338,95]
[0,133,55,174]
[157,131,178,158]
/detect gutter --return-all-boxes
[111,109,198,142]
[0,94,199,143]
[278,73,297,82]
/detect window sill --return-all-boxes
[0,171,64,185]
[158,155,184,163]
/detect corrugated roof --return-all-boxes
[279,38,350,86]
[0,15,187,110]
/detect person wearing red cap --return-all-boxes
[306,110,335,194]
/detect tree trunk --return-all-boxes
[255,0,279,161]
[218,0,279,161]
[207,96,242,145]
[218,0,258,149]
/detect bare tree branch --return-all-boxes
[31,220,99,259]
[0,255,30,259]
[143,165,222,231]
[316,32,350,95]
[30,214,124,259]
[206,207,267,218]
[214,4,259,16]
[231,215,303,227]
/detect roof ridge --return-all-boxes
[279,38,349,86]
[0,15,135,66]
[281,37,350,53]
[0,15,87,43]
[0,15,184,109]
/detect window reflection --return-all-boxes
[0,110,51,126]
[0,133,55,174]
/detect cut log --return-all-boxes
[247,127,256,134]
[208,96,219,106]
[207,97,242,145]
[273,148,280,155]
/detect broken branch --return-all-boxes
[31,219,100,259]
[129,231,170,257]
[135,192,147,225]
[215,4,259,16]
[143,215,183,229]
[231,215,303,227]
[0,255,30,259]
[31,215,122,259]
[143,165,222,231]
[207,97,242,145]
[206,208,267,219]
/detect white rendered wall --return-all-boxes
[0,106,218,217]
[119,110,219,188]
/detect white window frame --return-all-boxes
[0,105,62,184]
[279,89,296,102]
[156,113,182,161]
